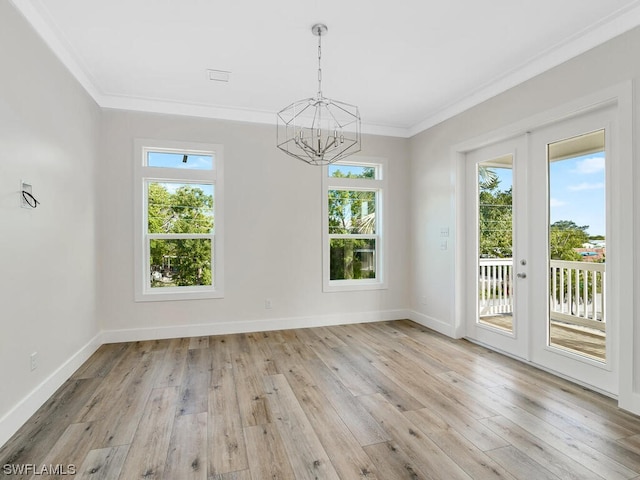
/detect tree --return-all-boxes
[478,166,499,190]
[478,169,513,258]
[148,183,213,287]
[330,167,375,180]
[549,220,589,261]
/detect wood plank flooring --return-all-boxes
[2,320,640,479]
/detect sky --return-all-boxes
[148,151,213,170]
[148,152,214,195]
[493,151,605,237]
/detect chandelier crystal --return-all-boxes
[277,24,361,166]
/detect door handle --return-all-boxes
[517,273,527,279]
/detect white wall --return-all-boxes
[97,111,410,339]
[409,26,640,409]
[0,1,102,444]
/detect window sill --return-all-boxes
[323,280,387,293]
[135,288,224,302]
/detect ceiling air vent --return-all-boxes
[207,69,231,82]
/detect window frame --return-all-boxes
[322,158,387,292]
[134,139,224,301]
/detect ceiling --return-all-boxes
[10,0,640,137]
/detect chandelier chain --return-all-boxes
[317,33,323,97]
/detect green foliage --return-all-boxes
[549,220,589,261]
[330,167,375,179]
[329,239,376,280]
[478,170,512,258]
[328,189,377,280]
[148,183,214,287]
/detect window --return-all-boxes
[323,160,386,291]
[134,139,224,301]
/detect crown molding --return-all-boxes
[11,0,640,140]
[100,94,413,137]
[408,1,640,137]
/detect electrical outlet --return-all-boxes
[265,299,273,309]
[30,352,38,371]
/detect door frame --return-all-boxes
[451,83,634,404]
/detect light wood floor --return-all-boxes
[2,320,640,480]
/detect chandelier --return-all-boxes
[277,24,361,166]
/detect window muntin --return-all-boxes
[135,140,223,301]
[323,160,386,291]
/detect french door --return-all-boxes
[465,104,617,395]
[465,136,529,359]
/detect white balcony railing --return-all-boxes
[478,258,514,316]
[478,258,605,331]
[550,259,605,331]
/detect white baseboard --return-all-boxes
[407,310,457,337]
[0,334,102,448]
[619,392,640,416]
[101,309,412,344]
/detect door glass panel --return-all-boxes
[477,155,514,333]
[547,130,606,362]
